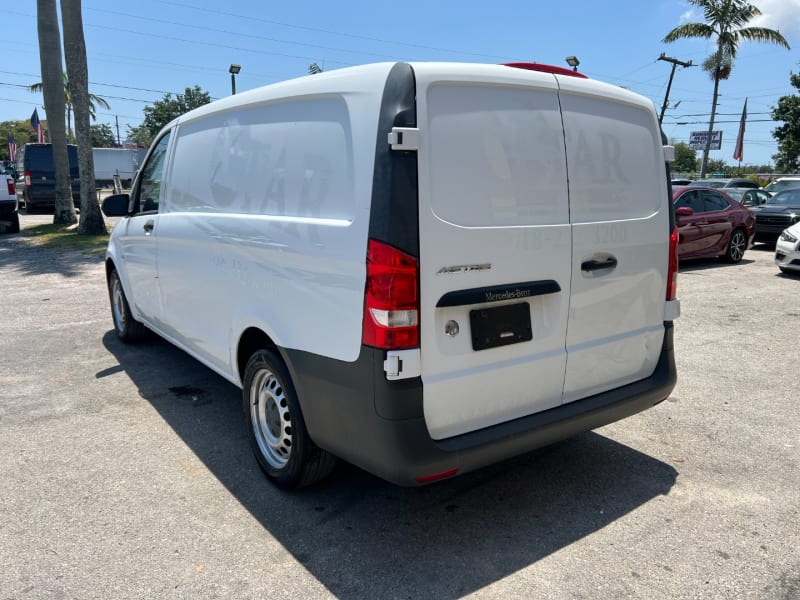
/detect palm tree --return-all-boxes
[29,71,110,139]
[663,0,790,177]
[61,0,105,235]
[37,0,76,225]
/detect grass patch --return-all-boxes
[22,223,109,258]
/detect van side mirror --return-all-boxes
[102,193,130,217]
[675,206,693,217]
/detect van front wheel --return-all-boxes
[243,349,336,489]
[108,270,146,342]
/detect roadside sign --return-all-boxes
[689,130,722,151]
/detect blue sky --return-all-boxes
[2,0,799,169]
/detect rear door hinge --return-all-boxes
[388,127,420,151]
[384,348,421,381]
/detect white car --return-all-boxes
[775,221,800,274]
[0,164,19,234]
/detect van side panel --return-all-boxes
[155,90,383,373]
[557,86,669,402]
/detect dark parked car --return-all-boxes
[16,143,80,213]
[688,178,759,189]
[753,190,800,244]
[724,187,772,208]
[673,186,754,263]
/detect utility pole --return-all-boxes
[115,115,121,147]
[658,53,693,126]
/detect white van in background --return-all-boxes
[102,61,680,489]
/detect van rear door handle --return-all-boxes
[143,219,154,234]
[581,257,617,272]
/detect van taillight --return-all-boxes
[362,239,419,350]
[24,171,31,187]
[667,228,679,300]
[5,178,13,196]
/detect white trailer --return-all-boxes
[92,148,146,188]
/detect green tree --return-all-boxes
[125,124,152,148]
[29,71,110,139]
[706,158,728,173]
[139,86,211,140]
[0,120,37,162]
[90,123,116,147]
[37,0,76,225]
[62,0,105,235]
[771,71,800,172]
[663,0,790,177]
[672,141,697,173]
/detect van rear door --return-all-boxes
[556,78,669,403]
[412,65,572,440]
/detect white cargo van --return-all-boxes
[102,61,680,489]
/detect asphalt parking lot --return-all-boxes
[1,216,798,599]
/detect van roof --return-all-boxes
[170,61,656,130]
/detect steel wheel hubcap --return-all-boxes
[250,368,292,469]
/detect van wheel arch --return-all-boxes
[239,338,337,489]
[237,327,280,384]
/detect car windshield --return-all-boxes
[689,180,725,188]
[765,190,800,206]
[764,180,800,193]
[725,190,744,201]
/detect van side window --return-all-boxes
[135,133,171,213]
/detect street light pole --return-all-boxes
[229,64,241,95]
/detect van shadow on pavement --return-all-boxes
[102,331,677,598]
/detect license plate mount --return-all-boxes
[469,302,532,351]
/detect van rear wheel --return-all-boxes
[243,349,336,490]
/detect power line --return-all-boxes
[144,0,518,61]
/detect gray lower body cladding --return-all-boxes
[282,323,677,486]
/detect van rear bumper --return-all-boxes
[283,323,676,486]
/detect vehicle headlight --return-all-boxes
[780,230,799,243]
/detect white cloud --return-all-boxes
[749,0,800,38]
[679,9,698,23]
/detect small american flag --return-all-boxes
[31,108,44,143]
[6,135,15,162]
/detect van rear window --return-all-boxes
[425,83,569,228]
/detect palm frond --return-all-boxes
[662,22,715,43]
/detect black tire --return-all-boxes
[243,349,336,490]
[6,212,19,234]
[107,269,147,342]
[723,228,747,263]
